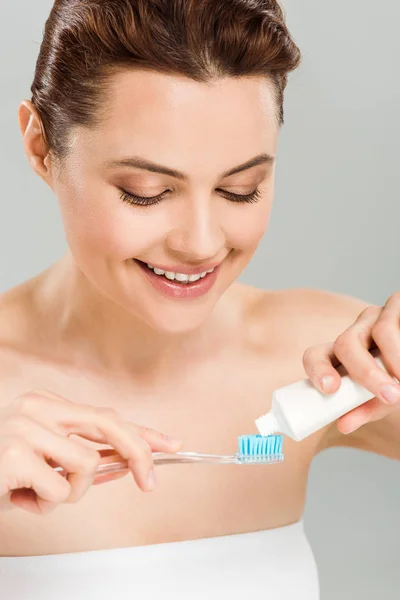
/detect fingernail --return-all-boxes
[343,423,359,435]
[147,469,156,491]
[380,384,400,404]
[321,376,335,393]
[164,435,181,445]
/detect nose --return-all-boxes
[166,199,226,262]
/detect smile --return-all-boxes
[133,259,222,299]
[145,264,215,284]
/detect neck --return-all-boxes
[36,254,232,383]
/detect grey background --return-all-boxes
[0,0,399,598]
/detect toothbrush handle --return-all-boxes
[156,452,236,465]
[53,451,237,477]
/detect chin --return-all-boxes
[136,302,217,336]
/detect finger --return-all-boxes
[0,494,16,512]
[68,408,157,492]
[333,306,400,404]
[12,392,172,492]
[370,293,400,394]
[133,424,183,452]
[9,488,51,515]
[1,438,72,514]
[337,397,390,434]
[10,390,107,439]
[302,343,342,393]
[59,409,182,491]
[118,423,184,491]
[4,415,101,503]
[15,391,180,449]
[91,449,130,485]
[63,421,156,494]
[11,394,152,485]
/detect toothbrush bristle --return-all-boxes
[238,434,284,463]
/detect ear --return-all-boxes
[18,100,55,188]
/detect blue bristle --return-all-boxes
[237,434,284,462]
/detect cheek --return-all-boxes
[56,180,151,260]
[228,198,272,250]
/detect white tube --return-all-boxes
[255,352,392,441]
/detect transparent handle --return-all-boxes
[52,451,238,478]
[53,451,128,477]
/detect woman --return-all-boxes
[0,0,399,598]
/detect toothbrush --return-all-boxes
[53,434,284,477]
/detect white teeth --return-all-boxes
[146,263,214,283]
[175,273,191,282]
[188,274,201,282]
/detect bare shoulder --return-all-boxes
[279,286,370,331]
[0,279,38,348]
[244,285,371,350]
[0,278,42,394]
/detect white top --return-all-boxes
[0,520,319,599]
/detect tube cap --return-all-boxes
[255,411,280,436]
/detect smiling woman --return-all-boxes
[38,69,279,334]
[2,1,397,599]
[20,0,297,336]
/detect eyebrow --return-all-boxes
[104,153,275,181]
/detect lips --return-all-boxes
[133,259,220,299]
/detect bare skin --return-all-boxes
[0,273,366,556]
[1,69,399,557]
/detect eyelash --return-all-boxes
[119,187,262,207]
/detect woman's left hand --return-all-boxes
[302,292,400,434]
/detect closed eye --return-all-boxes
[119,187,262,207]
[216,188,262,204]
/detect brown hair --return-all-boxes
[31,0,301,161]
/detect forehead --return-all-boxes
[73,69,279,167]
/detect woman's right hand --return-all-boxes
[0,389,182,515]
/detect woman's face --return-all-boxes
[51,70,279,333]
